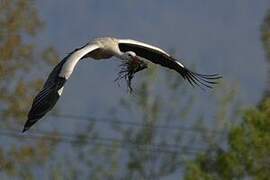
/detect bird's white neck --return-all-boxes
[115,51,127,61]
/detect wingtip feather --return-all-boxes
[182,68,222,89]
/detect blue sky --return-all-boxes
[33,0,269,150]
[35,0,269,111]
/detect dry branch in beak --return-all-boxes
[115,58,148,92]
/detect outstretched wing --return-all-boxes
[23,44,100,132]
[118,39,221,88]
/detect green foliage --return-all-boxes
[0,0,59,179]
[0,0,43,125]
[185,99,270,180]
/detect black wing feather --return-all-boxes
[118,42,221,88]
[23,44,98,132]
[23,56,69,133]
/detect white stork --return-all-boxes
[23,37,221,132]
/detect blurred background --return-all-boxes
[0,0,270,179]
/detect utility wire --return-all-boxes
[0,109,226,135]
[0,110,226,154]
[0,129,204,155]
[49,113,225,135]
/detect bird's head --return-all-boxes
[121,51,147,72]
[122,51,137,60]
[121,51,147,70]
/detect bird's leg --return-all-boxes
[115,58,148,92]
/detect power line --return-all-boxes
[0,129,204,155]
[49,113,226,135]
[0,130,195,179]
[0,110,226,155]
[0,109,226,135]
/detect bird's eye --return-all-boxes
[128,54,132,57]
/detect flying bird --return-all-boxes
[23,37,221,132]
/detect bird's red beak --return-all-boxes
[132,56,140,63]
[131,56,147,72]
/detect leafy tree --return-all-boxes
[185,98,270,180]
[0,0,59,178]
